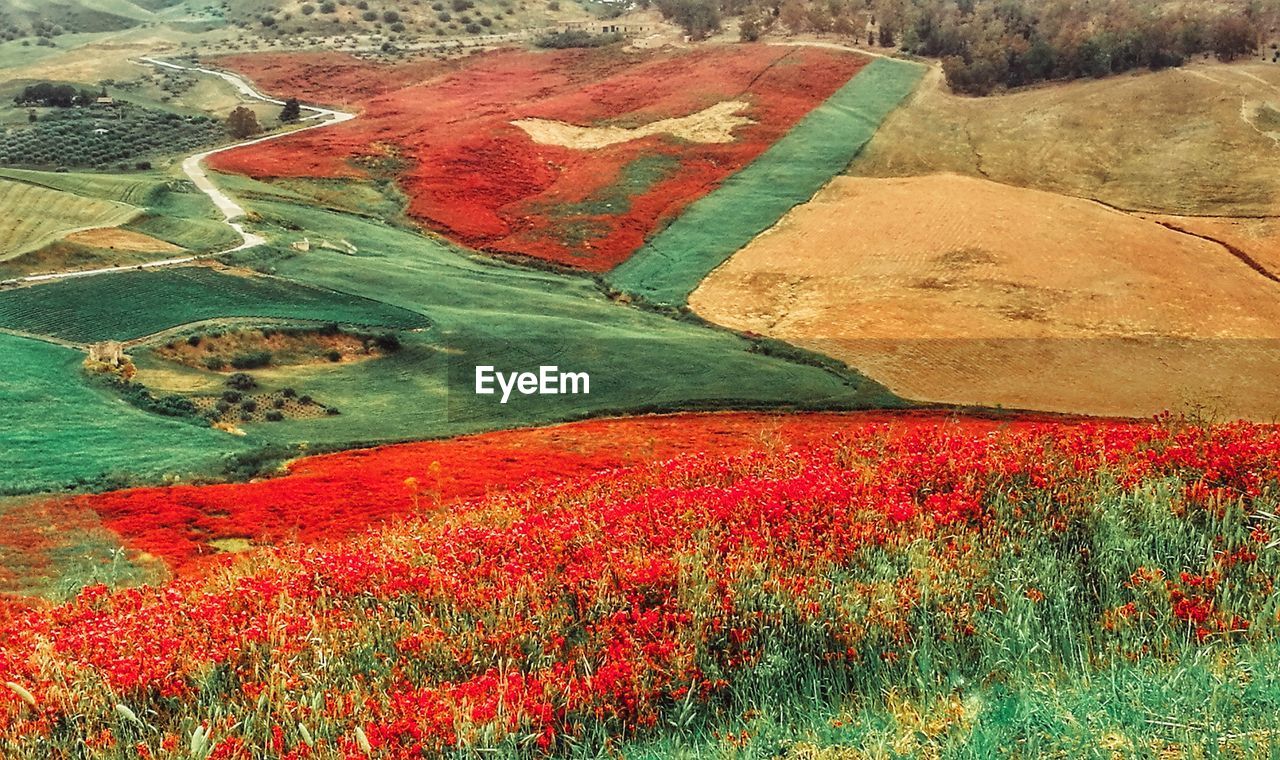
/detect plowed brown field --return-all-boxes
[690,174,1280,420]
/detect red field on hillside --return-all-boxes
[209,46,867,270]
[9,412,1057,580]
[3,418,1275,757]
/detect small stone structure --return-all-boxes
[88,341,127,367]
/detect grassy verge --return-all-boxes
[607,57,926,306]
[0,332,248,495]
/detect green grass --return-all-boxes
[0,168,241,252]
[0,333,248,495]
[607,57,926,306]
[203,186,900,449]
[0,164,903,493]
[0,267,431,343]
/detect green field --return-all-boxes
[0,170,903,493]
[0,267,431,343]
[0,168,241,257]
[209,186,901,448]
[0,332,248,495]
[607,57,926,306]
[0,176,138,258]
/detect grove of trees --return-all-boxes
[656,0,1277,94]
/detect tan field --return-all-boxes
[690,174,1280,420]
[513,101,754,150]
[63,227,182,253]
[855,63,1280,217]
[0,178,139,259]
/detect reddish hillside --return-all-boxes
[2,419,1275,757]
[209,45,868,270]
[18,412,1059,577]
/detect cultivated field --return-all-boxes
[0,333,249,497]
[0,177,138,258]
[853,62,1280,269]
[691,174,1280,419]
[610,56,924,305]
[0,266,430,343]
[210,45,870,270]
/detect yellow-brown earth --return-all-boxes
[690,174,1280,420]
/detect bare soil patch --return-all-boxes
[512,100,753,150]
[63,227,182,253]
[690,174,1280,420]
[153,326,393,372]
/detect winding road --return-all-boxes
[2,58,355,286]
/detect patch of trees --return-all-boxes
[280,98,302,123]
[228,106,261,139]
[655,0,721,39]
[0,107,223,169]
[867,0,1271,95]
[14,83,105,108]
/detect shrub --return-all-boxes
[227,373,257,391]
[265,410,284,422]
[230,351,272,370]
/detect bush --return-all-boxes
[534,29,622,48]
[265,410,284,422]
[326,350,342,362]
[227,373,257,391]
[241,399,258,413]
[230,351,272,370]
[221,390,242,403]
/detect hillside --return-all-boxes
[1,419,1278,756]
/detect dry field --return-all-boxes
[854,63,1280,218]
[0,178,138,259]
[63,227,181,253]
[690,174,1280,420]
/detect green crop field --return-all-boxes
[0,172,903,494]
[0,176,138,259]
[0,168,241,255]
[0,333,248,495]
[0,267,431,343]
[608,57,926,307]
[204,183,902,448]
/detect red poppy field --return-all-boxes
[207,45,868,270]
[9,412,1021,579]
[2,416,1279,757]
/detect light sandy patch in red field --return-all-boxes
[209,45,867,270]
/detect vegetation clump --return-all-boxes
[0,106,223,168]
[533,29,623,48]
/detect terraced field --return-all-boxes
[0,266,430,343]
[0,177,138,259]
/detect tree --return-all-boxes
[1211,16,1255,61]
[227,106,260,139]
[280,97,302,123]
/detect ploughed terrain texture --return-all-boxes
[690,173,1280,420]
